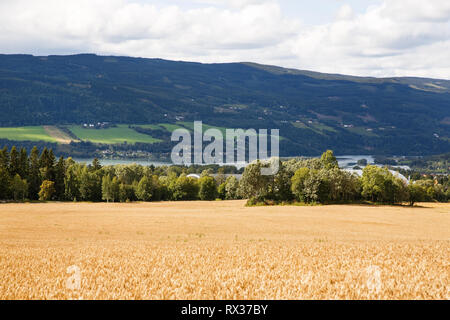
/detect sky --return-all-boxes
[0,0,449,79]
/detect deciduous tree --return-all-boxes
[39,180,55,201]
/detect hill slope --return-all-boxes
[0,54,449,155]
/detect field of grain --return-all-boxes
[0,201,448,300]
[43,126,77,144]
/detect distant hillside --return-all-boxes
[0,54,449,156]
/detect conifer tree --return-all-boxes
[28,146,42,200]
[39,148,55,181]
[54,156,66,200]
[0,146,10,171]
[9,146,20,177]
[19,147,29,179]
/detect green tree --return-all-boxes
[114,164,145,185]
[407,183,426,206]
[0,167,11,200]
[238,161,270,201]
[102,174,113,202]
[9,146,20,177]
[198,175,217,200]
[156,176,171,201]
[111,177,120,202]
[217,182,226,200]
[215,168,226,186]
[39,180,55,201]
[432,184,446,202]
[361,165,388,202]
[79,167,101,201]
[303,170,323,203]
[102,174,119,202]
[19,148,29,179]
[392,177,408,204]
[64,163,81,201]
[54,157,66,200]
[320,150,338,170]
[12,174,28,201]
[224,176,240,200]
[119,183,136,202]
[171,175,199,200]
[102,175,120,202]
[361,165,406,204]
[271,161,293,201]
[0,147,9,170]
[39,148,55,181]
[92,158,102,171]
[28,146,41,200]
[136,176,155,201]
[291,167,310,202]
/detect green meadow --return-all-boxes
[67,125,162,144]
[0,126,58,142]
[0,123,282,145]
[136,123,185,132]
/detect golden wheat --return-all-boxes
[0,201,448,300]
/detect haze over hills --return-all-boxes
[0,53,449,156]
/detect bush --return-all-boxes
[198,176,217,201]
[361,165,407,204]
[171,175,199,201]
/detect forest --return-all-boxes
[1,54,449,156]
[0,147,448,206]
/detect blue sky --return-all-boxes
[252,0,382,24]
[146,0,382,25]
[0,0,448,78]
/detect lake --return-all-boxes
[74,155,380,169]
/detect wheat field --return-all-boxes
[0,201,448,300]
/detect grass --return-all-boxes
[0,122,281,145]
[311,123,337,133]
[0,201,448,300]
[0,126,59,142]
[177,121,228,135]
[160,123,186,132]
[291,121,337,136]
[132,124,162,130]
[66,125,162,144]
[346,126,379,137]
[135,123,186,132]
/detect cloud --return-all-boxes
[192,0,264,9]
[291,0,450,78]
[0,0,448,79]
[336,4,355,21]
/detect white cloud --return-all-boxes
[336,4,355,21]
[291,0,450,78]
[0,0,448,79]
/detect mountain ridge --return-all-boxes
[0,53,449,156]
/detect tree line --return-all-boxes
[0,147,448,205]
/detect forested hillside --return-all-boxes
[0,54,449,156]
